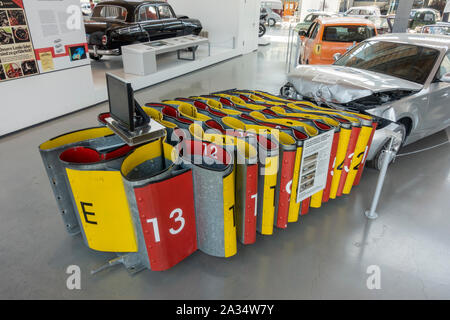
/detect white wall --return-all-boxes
[169,0,260,54]
[238,0,261,55]
[298,0,341,22]
[0,66,97,136]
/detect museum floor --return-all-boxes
[1,26,449,299]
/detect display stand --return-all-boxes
[104,73,166,146]
[105,117,165,147]
[122,35,210,76]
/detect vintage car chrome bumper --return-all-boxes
[89,46,121,56]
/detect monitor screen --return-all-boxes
[145,41,167,48]
[106,73,134,131]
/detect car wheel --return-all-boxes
[268,18,276,27]
[259,24,266,37]
[280,83,296,98]
[89,53,102,61]
[369,123,406,171]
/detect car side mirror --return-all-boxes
[298,30,307,37]
[333,53,342,61]
[439,72,450,83]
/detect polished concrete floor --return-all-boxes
[1,27,449,299]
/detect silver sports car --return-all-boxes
[281,33,450,169]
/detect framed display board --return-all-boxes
[296,130,334,203]
[23,0,90,73]
[0,0,89,82]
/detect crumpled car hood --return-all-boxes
[287,65,423,104]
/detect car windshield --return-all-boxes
[92,5,128,21]
[322,25,376,42]
[334,41,440,84]
[422,25,450,35]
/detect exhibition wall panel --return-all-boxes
[0,64,97,136]
[298,0,341,22]
[0,0,96,136]
[169,0,260,54]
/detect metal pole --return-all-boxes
[392,0,414,33]
[286,27,292,71]
[288,26,294,73]
[293,33,300,69]
[364,137,395,220]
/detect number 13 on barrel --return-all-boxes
[134,171,197,271]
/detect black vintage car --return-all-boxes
[85,0,203,60]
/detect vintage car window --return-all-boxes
[360,9,370,15]
[335,41,440,85]
[138,5,158,21]
[94,5,127,21]
[322,25,375,43]
[158,5,174,19]
[424,25,450,35]
[416,12,434,22]
[423,13,435,22]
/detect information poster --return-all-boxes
[22,0,90,74]
[0,0,39,81]
[297,130,334,203]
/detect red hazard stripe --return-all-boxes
[337,127,361,197]
[243,164,258,244]
[322,131,340,203]
[301,197,310,215]
[353,122,378,186]
[276,150,296,229]
[34,43,89,60]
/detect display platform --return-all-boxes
[90,45,238,101]
[122,35,211,76]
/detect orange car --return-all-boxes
[298,17,377,65]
